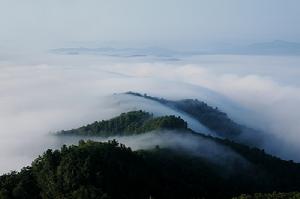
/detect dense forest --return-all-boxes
[58,110,300,185]
[59,110,187,136]
[1,140,300,199]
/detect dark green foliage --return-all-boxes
[59,110,187,136]
[224,143,300,191]
[30,140,147,199]
[0,167,40,199]
[2,140,300,199]
[233,192,300,199]
[126,92,244,138]
[174,99,242,137]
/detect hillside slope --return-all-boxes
[59,110,187,136]
[125,92,244,138]
[1,140,300,199]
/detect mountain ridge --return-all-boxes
[2,108,300,198]
[59,110,187,136]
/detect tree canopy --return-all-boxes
[59,110,187,136]
[2,140,300,199]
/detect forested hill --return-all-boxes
[125,92,244,138]
[1,140,300,199]
[59,110,188,136]
[57,110,299,177]
[56,110,300,196]
[4,105,300,198]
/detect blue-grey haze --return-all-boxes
[0,0,300,49]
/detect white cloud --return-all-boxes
[0,54,300,173]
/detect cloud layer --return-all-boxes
[0,54,300,173]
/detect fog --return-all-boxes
[0,53,300,174]
[58,131,250,172]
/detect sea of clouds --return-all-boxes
[0,52,300,174]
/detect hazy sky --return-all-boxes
[1,0,300,49]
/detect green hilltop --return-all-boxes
[59,110,187,136]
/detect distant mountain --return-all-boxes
[125,92,256,141]
[241,40,300,55]
[51,46,195,59]
[51,40,300,57]
[210,40,300,55]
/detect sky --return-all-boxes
[0,0,300,49]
